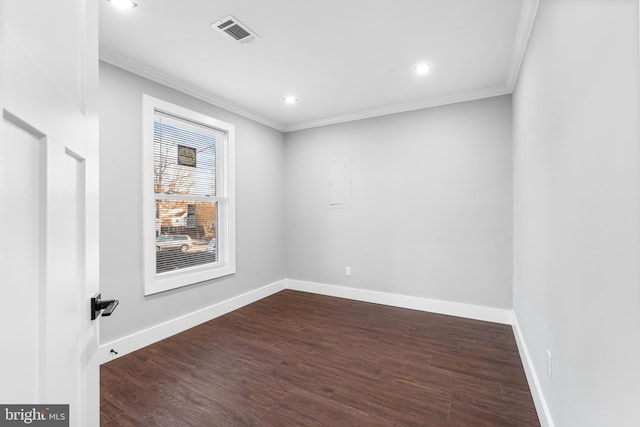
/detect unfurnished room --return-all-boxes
[1,0,639,426]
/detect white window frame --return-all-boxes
[142,95,236,295]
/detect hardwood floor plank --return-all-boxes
[430,352,529,386]
[381,363,504,401]
[501,383,538,408]
[449,403,538,427]
[100,396,123,424]
[101,290,539,426]
[329,372,452,426]
[452,396,540,427]
[100,412,145,427]
[259,385,396,427]
[456,341,524,367]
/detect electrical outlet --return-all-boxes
[546,350,552,380]
[345,266,351,277]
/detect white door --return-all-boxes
[0,1,100,426]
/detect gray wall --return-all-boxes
[99,62,286,343]
[513,0,640,425]
[285,96,513,309]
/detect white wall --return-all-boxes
[513,0,640,425]
[99,62,286,343]
[285,96,513,309]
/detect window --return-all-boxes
[143,95,235,295]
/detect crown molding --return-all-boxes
[99,47,286,132]
[100,0,538,134]
[283,85,511,132]
[506,0,540,91]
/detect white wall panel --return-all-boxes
[285,95,513,309]
[513,1,640,425]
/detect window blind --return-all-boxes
[153,111,223,274]
[154,111,218,197]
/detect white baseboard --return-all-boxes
[288,279,552,425]
[98,277,551,427]
[98,280,286,364]
[512,314,555,427]
[285,279,514,325]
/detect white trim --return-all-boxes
[283,86,511,133]
[512,314,555,427]
[100,48,285,132]
[100,0,540,137]
[142,95,236,295]
[285,279,514,325]
[98,276,552,425]
[100,1,539,134]
[99,276,552,426]
[506,0,540,91]
[101,47,511,133]
[100,48,513,133]
[98,280,286,364]
[100,0,541,135]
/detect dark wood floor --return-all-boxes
[101,290,540,426]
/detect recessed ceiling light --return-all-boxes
[107,0,137,11]
[283,96,298,105]
[414,63,431,75]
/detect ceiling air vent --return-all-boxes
[212,15,260,44]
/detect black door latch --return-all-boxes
[91,293,119,320]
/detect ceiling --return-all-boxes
[99,0,538,132]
